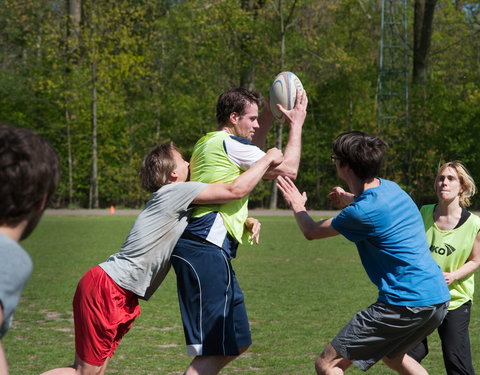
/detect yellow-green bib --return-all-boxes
[421,204,480,309]
[190,131,250,244]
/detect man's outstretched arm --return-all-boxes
[192,147,283,204]
[261,90,308,180]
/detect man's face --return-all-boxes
[230,102,259,141]
[333,157,348,184]
[171,149,190,182]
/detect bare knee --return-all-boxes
[315,355,328,375]
[315,344,350,375]
[382,354,428,375]
[238,345,250,355]
[74,355,109,375]
[185,347,250,375]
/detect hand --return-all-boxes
[277,89,308,127]
[443,272,457,286]
[245,217,261,244]
[328,186,354,208]
[276,176,307,212]
[265,147,284,167]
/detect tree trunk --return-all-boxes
[65,0,81,206]
[65,108,73,205]
[90,59,99,209]
[413,0,437,84]
[68,0,81,53]
[89,0,99,209]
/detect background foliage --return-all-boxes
[0,0,479,209]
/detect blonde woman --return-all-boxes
[409,161,480,375]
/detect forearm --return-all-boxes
[263,126,302,179]
[451,259,480,281]
[294,213,337,240]
[452,234,480,282]
[280,124,302,175]
[294,211,320,240]
[0,342,8,375]
[193,153,275,204]
[229,154,275,196]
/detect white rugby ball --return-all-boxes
[269,71,304,122]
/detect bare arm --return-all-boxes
[192,148,283,204]
[328,186,355,208]
[262,90,308,180]
[252,97,274,150]
[277,176,339,240]
[444,231,480,285]
[0,307,9,375]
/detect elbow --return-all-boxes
[281,169,298,180]
[303,231,316,241]
[230,186,248,200]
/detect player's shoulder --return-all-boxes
[468,210,480,227]
[420,204,435,213]
[227,135,255,146]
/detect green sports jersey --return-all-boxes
[190,131,249,244]
[421,204,480,310]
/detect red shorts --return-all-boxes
[73,265,141,366]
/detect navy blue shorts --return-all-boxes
[171,237,252,356]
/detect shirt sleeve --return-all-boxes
[164,181,209,210]
[223,136,266,170]
[331,203,374,243]
[0,241,32,338]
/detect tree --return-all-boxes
[413,0,437,84]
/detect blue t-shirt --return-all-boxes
[331,178,450,307]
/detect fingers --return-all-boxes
[251,224,261,244]
[246,217,261,244]
[276,89,308,115]
[295,89,307,107]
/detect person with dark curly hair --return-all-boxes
[0,124,60,375]
[277,131,450,375]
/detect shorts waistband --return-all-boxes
[180,231,212,244]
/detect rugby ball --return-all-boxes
[269,72,304,122]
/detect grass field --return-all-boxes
[4,215,480,374]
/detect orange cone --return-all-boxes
[109,205,115,214]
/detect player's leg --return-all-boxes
[74,355,110,375]
[437,301,474,375]
[184,346,249,375]
[382,302,449,375]
[172,238,251,375]
[40,356,110,375]
[315,343,352,375]
[382,353,428,375]
[41,267,139,375]
[406,337,429,363]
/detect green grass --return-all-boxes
[4,215,480,374]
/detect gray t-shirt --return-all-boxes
[99,181,207,300]
[0,233,33,338]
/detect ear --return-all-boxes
[169,170,178,183]
[229,112,239,125]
